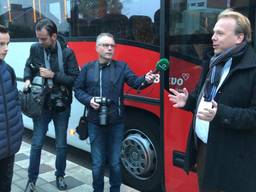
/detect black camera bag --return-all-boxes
[76,107,88,140]
[19,76,47,118]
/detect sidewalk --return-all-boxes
[11,141,138,192]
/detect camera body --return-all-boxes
[49,85,69,112]
[94,97,111,126]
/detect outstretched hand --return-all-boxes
[168,88,189,108]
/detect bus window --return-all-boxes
[0,0,70,38]
[168,0,252,91]
[0,1,35,38]
[69,0,160,45]
[0,0,160,46]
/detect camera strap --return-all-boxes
[109,61,115,94]
[93,61,100,83]
[83,106,88,117]
[44,40,64,88]
[93,60,115,86]
[110,61,115,85]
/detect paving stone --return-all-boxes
[49,175,84,190]
[12,141,139,192]
[15,153,29,161]
[11,184,23,192]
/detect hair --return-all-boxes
[218,9,251,42]
[35,18,57,36]
[96,33,115,46]
[0,24,8,34]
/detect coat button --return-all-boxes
[224,118,229,123]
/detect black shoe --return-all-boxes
[56,176,67,190]
[24,181,37,192]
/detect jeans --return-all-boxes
[28,107,70,183]
[88,122,124,192]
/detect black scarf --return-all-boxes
[204,41,248,101]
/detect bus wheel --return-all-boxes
[121,113,161,191]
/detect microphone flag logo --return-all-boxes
[156,58,169,72]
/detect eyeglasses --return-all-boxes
[98,43,116,48]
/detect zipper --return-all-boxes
[99,67,102,97]
[118,97,121,116]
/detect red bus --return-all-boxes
[1,0,255,191]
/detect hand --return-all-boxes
[39,67,54,79]
[168,87,188,108]
[23,80,31,91]
[197,100,218,122]
[90,97,100,110]
[145,70,156,84]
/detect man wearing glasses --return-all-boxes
[74,33,155,192]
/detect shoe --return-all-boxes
[56,176,67,190]
[24,182,37,192]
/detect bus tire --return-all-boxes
[121,109,162,192]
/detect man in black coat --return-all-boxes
[23,19,79,191]
[169,9,256,192]
[0,25,24,192]
[74,33,155,192]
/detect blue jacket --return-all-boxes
[0,61,23,160]
[74,60,148,125]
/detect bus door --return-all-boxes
[165,1,253,192]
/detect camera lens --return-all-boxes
[94,97,111,126]
[99,105,108,126]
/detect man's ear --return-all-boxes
[96,45,99,53]
[236,33,245,44]
[52,33,57,41]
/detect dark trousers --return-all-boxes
[0,155,15,192]
[88,122,124,192]
[28,107,70,183]
[197,140,224,192]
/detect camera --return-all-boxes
[94,97,111,126]
[49,86,69,112]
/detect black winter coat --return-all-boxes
[74,60,148,125]
[0,61,23,160]
[183,46,256,192]
[23,36,79,106]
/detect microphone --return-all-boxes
[151,58,169,74]
[137,58,169,92]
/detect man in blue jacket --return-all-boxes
[74,33,155,192]
[0,25,24,192]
